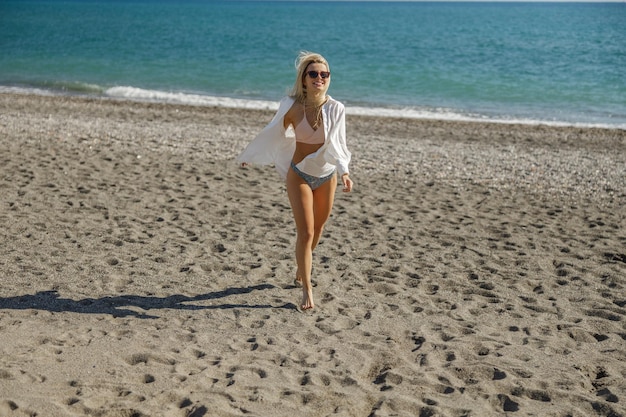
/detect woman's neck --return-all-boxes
[304,94,327,107]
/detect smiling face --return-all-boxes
[303,62,330,97]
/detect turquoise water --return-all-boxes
[1,1,625,128]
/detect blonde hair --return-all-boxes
[290,51,330,104]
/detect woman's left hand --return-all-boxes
[342,174,353,193]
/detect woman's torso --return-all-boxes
[285,101,325,164]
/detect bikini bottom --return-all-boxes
[290,161,335,190]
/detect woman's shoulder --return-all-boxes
[325,96,344,111]
[279,96,296,108]
[275,96,297,117]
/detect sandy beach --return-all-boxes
[1,92,625,417]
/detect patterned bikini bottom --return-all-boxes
[290,161,335,190]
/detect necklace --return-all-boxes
[303,96,327,130]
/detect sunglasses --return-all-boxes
[306,70,331,79]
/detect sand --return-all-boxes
[0,92,625,417]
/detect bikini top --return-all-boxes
[295,106,325,144]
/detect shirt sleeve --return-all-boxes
[237,97,295,179]
[326,101,351,177]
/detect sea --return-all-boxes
[1,0,625,129]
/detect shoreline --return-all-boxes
[3,86,626,131]
[1,92,625,416]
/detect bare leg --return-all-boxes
[311,174,337,252]
[286,168,315,309]
[286,169,337,310]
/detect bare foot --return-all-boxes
[294,271,303,287]
[301,283,314,310]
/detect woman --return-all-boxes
[238,51,354,310]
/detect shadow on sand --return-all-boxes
[0,284,297,318]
